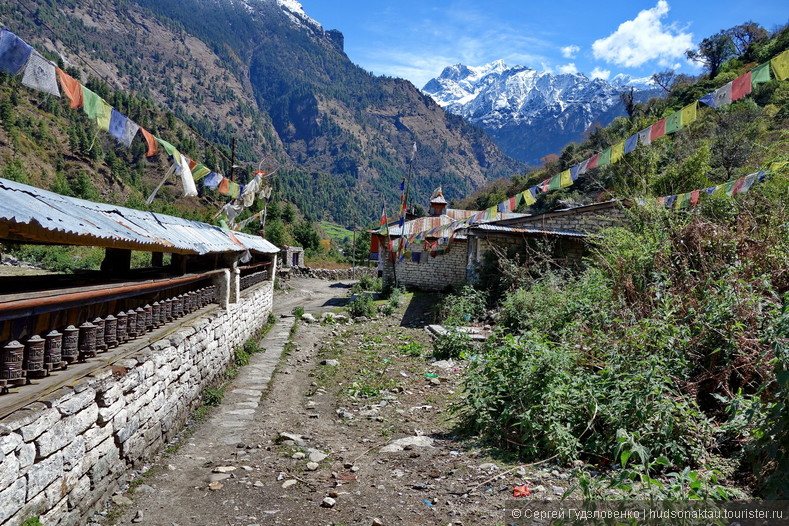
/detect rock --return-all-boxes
[208,473,231,483]
[276,432,307,446]
[380,436,434,453]
[302,313,317,323]
[132,510,144,523]
[281,479,297,489]
[134,484,156,495]
[213,466,237,473]
[309,452,328,463]
[208,481,223,491]
[112,495,133,506]
[305,401,316,409]
[350,465,360,473]
[534,485,546,493]
[321,497,336,508]
[292,452,306,460]
[321,359,340,367]
[372,519,384,526]
[479,463,498,472]
[254,481,265,487]
[552,485,565,496]
[306,462,320,471]
[354,317,369,323]
[428,377,441,386]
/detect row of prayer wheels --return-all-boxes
[0,286,216,394]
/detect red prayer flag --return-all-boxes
[586,153,600,170]
[731,177,746,195]
[731,72,752,101]
[690,190,700,206]
[650,118,667,141]
[56,68,83,109]
[508,195,518,211]
[139,127,158,157]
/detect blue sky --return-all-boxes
[297,0,788,87]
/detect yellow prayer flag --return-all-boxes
[522,189,536,205]
[680,102,697,126]
[771,49,789,81]
[611,141,625,164]
[559,169,572,188]
[96,101,112,131]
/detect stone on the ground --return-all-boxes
[135,484,156,495]
[321,359,340,366]
[301,313,318,323]
[479,463,498,472]
[132,510,144,523]
[276,432,307,446]
[213,466,236,473]
[380,436,434,453]
[281,479,297,489]
[309,451,328,463]
[306,462,320,471]
[292,452,306,459]
[552,485,565,495]
[372,518,384,526]
[208,481,223,491]
[111,495,133,506]
[321,497,336,508]
[208,473,231,482]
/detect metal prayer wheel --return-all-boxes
[152,302,162,328]
[174,295,183,318]
[202,288,210,306]
[1,340,24,393]
[144,304,153,330]
[188,291,196,312]
[135,307,146,336]
[23,335,45,380]
[126,309,138,339]
[183,292,192,314]
[93,317,107,352]
[62,325,79,363]
[78,321,97,361]
[115,311,128,343]
[164,298,173,322]
[208,286,216,303]
[44,330,63,369]
[104,314,118,348]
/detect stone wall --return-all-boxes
[381,241,468,292]
[506,202,627,235]
[285,267,376,281]
[0,282,274,526]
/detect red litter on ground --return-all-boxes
[513,485,530,497]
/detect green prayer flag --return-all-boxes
[751,62,771,86]
[548,174,562,191]
[611,141,625,164]
[81,86,105,120]
[772,49,789,81]
[559,169,572,188]
[724,180,737,196]
[597,147,612,167]
[674,193,691,209]
[680,103,697,127]
[96,101,112,131]
[666,111,682,134]
[191,164,211,181]
[155,138,177,157]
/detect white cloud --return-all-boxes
[558,63,578,74]
[591,67,611,80]
[591,0,693,68]
[561,45,580,59]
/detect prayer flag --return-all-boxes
[0,29,32,75]
[731,72,752,101]
[699,92,715,107]
[739,173,758,194]
[204,172,223,189]
[21,51,60,97]
[680,102,697,127]
[674,193,690,209]
[191,164,211,181]
[771,49,789,81]
[650,118,667,141]
[81,85,104,120]
[665,111,681,134]
[539,179,551,192]
[56,68,83,109]
[228,181,241,199]
[548,174,562,191]
[586,153,600,170]
[522,187,536,206]
[172,151,198,197]
[108,109,139,148]
[139,127,158,156]
[597,147,611,167]
[509,193,521,211]
[570,163,582,180]
[218,177,230,195]
[577,158,590,176]
[638,126,652,146]
[559,169,572,188]
[155,137,177,156]
[730,177,746,195]
[96,100,112,131]
[399,178,406,192]
[624,134,638,155]
[690,189,700,206]
[751,62,771,86]
[611,141,625,164]
[724,180,737,196]
[712,82,733,108]
[664,195,677,208]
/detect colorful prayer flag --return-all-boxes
[771,49,789,81]
[638,126,652,146]
[522,187,536,206]
[548,174,561,191]
[597,147,612,167]
[680,102,697,127]
[56,68,83,109]
[204,172,223,189]
[559,169,572,188]
[650,118,667,141]
[108,109,139,148]
[218,177,230,195]
[751,62,771,86]
[731,72,752,101]
[228,181,241,199]
[690,189,700,206]
[586,153,600,170]
[665,111,681,134]
[611,141,625,164]
[699,92,715,107]
[0,29,32,75]
[21,51,60,97]
[570,163,582,180]
[139,127,158,156]
[624,134,638,155]
[155,137,177,156]
[81,86,104,120]
[712,82,733,108]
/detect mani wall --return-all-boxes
[0,280,274,525]
[381,241,468,292]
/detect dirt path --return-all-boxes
[98,279,567,526]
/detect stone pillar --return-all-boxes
[213,269,231,309]
[269,254,278,281]
[230,266,241,304]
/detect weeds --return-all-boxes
[347,294,376,318]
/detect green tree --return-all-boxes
[293,221,320,250]
[686,32,737,78]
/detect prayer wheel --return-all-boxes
[152,302,162,328]
[93,317,107,352]
[174,295,183,318]
[135,307,146,336]
[126,309,138,339]
[144,304,153,330]
[1,340,24,393]
[62,325,79,363]
[78,321,97,361]
[23,335,45,380]
[104,314,118,348]
[44,330,64,371]
[115,311,128,343]
[164,298,173,322]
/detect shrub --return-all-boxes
[203,387,224,407]
[351,274,382,294]
[292,305,305,317]
[436,285,487,325]
[432,329,471,360]
[347,294,375,318]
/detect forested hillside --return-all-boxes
[0,0,523,228]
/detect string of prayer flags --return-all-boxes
[0,29,32,75]
[772,49,789,81]
[108,109,139,148]
[21,51,59,97]
[642,170,768,211]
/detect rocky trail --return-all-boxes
[95,278,573,526]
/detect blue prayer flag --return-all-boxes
[0,29,33,75]
[624,134,638,154]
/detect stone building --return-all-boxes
[280,245,304,268]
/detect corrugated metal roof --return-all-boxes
[0,178,278,255]
[384,209,527,237]
[469,224,588,238]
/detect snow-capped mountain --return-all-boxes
[423,61,662,164]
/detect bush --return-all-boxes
[351,274,382,294]
[347,293,375,318]
[432,329,471,360]
[436,285,487,325]
[203,387,224,407]
[292,305,305,317]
